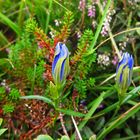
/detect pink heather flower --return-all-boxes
[92,20,96,28]
[78,0,86,11]
[77,31,82,38]
[97,53,110,68]
[6,48,10,54]
[54,20,59,26]
[54,19,61,26]
[101,9,116,37]
[112,55,118,65]
[112,51,123,66]
[88,5,96,18]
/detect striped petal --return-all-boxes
[116,52,134,94]
[52,42,70,85]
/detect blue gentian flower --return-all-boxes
[116,52,134,94]
[52,42,70,85]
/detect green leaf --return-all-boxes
[0,128,7,136]
[3,104,15,114]
[0,31,9,45]
[71,92,105,140]
[50,81,59,100]
[61,136,70,140]
[83,126,94,139]
[56,108,85,117]
[123,86,140,103]
[9,88,20,100]
[78,92,105,130]
[20,95,55,107]
[136,22,140,35]
[0,118,3,126]
[93,86,140,119]
[89,135,96,140]
[34,134,53,140]
[97,102,140,140]
[45,0,53,33]
[0,12,21,35]
[0,58,14,68]
[89,0,112,50]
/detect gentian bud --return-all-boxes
[52,42,70,86]
[116,52,134,94]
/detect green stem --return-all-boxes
[31,64,36,94]
[97,1,121,59]
[112,93,124,117]
[53,0,70,12]
[54,99,59,109]
[97,102,140,140]
[54,85,63,108]
[108,28,121,59]
[45,0,53,33]
[104,93,125,126]
[89,0,112,50]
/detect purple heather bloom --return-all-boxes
[78,0,86,11]
[88,5,96,18]
[112,55,118,65]
[52,42,70,85]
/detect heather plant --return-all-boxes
[0,0,140,140]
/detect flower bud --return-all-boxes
[116,52,134,94]
[52,42,70,85]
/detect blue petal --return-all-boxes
[59,44,68,59]
[52,43,61,74]
[116,52,132,73]
[52,55,59,74]
[120,73,123,83]
[116,53,126,72]
[128,55,134,69]
[127,70,131,86]
[119,63,128,83]
[60,59,66,81]
[59,44,69,81]
[52,42,69,78]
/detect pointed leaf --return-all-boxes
[20,95,55,107]
[0,128,7,136]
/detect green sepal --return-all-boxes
[50,81,59,100]
[53,57,70,86]
[116,62,127,95]
[53,58,65,85]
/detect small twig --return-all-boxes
[71,116,82,140]
[110,95,123,120]
[95,27,140,51]
[108,27,121,59]
[59,103,69,136]
[59,112,69,137]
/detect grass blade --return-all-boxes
[0,128,7,136]
[0,31,9,46]
[71,92,106,140]
[93,86,140,119]
[89,0,112,50]
[45,0,53,33]
[56,108,85,117]
[0,12,20,35]
[20,95,55,107]
[97,102,140,140]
